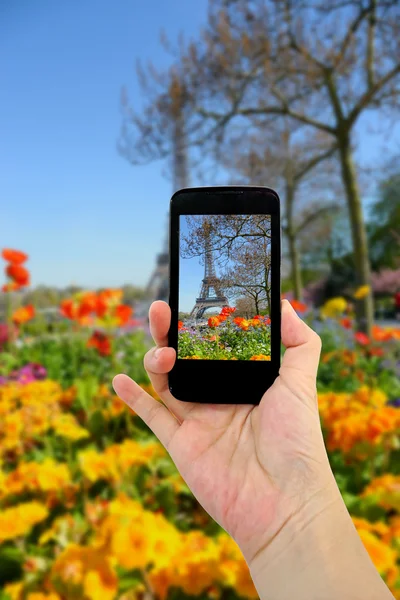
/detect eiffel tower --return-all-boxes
[146,75,188,304]
[190,230,229,319]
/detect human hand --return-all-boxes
[112,300,341,570]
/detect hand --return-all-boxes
[112,300,341,569]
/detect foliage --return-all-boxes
[178,313,271,360]
[368,171,400,271]
[0,311,400,598]
[1,254,400,597]
[11,332,149,389]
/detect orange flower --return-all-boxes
[289,299,307,313]
[369,347,384,357]
[115,304,132,326]
[2,281,21,292]
[12,305,35,325]
[2,249,28,264]
[234,317,250,331]
[249,318,262,327]
[87,331,111,356]
[6,264,30,286]
[208,316,221,328]
[94,298,108,318]
[372,325,400,342]
[340,317,352,329]
[342,349,357,365]
[60,300,75,320]
[178,321,184,330]
[355,332,370,346]
[98,289,123,305]
[220,306,235,317]
[76,292,97,315]
[250,354,271,361]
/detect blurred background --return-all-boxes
[1,1,399,599]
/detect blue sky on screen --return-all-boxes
[179,216,203,313]
[179,215,272,313]
[1,0,399,289]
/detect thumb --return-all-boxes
[279,299,322,402]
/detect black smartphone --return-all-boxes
[168,186,281,405]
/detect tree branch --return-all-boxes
[294,144,338,183]
[333,3,374,69]
[283,0,328,71]
[295,204,340,236]
[366,0,377,89]
[348,62,400,126]
[237,107,336,134]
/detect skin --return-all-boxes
[113,300,395,599]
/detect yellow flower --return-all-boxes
[51,414,90,441]
[173,530,220,596]
[109,516,156,569]
[214,534,258,597]
[3,582,23,600]
[51,544,118,600]
[147,568,175,600]
[357,528,397,577]
[0,380,70,459]
[320,297,347,319]
[0,501,48,543]
[78,440,165,485]
[94,495,159,570]
[318,387,400,456]
[79,448,118,483]
[362,475,400,512]
[2,459,71,499]
[148,530,221,600]
[354,285,370,299]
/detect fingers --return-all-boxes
[149,301,171,347]
[112,373,180,451]
[144,345,195,422]
[144,346,176,393]
[146,301,195,421]
[279,300,321,404]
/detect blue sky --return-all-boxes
[1,0,208,289]
[1,1,399,290]
[179,216,203,313]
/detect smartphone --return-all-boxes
[168,186,281,405]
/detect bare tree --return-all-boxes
[181,214,271,262]
[221,235,272,314]
[120,0,400,332]
[181,214,272,311]
[221,121,341,299]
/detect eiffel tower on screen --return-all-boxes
[190,231,229,319]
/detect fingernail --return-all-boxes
[154,347,163,359]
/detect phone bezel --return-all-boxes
[168,186,281,405]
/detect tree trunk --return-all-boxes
[287,232,302,301]
[338,134,373,333]
[286,183,303,300]
[265,288,271,316]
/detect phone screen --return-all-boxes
[178,214,272,361]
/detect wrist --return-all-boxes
[244,473,394,600]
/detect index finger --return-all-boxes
[149,300,171,347]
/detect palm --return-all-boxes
[167,376,328,561]
[113,300,330,565]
